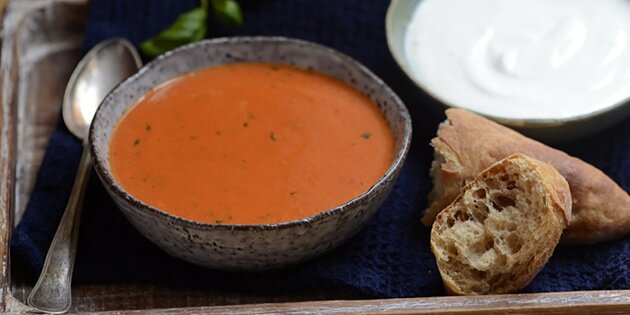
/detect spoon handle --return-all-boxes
[28,144,91,314]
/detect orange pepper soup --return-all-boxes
[109,63,394,224]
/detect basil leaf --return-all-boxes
[211,0,243,28]
[140,0,209,58]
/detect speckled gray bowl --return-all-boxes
[89,36,412,271]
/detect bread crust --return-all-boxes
[431,154,571,295]
[424,108,630,244]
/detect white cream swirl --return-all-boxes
[404,0,630,120]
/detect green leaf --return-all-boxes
[140,0,209,58]
[211,0,243,28]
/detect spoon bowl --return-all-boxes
[63,39,142,140]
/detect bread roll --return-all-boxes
[424,108,630,244]
[431,154,571,295]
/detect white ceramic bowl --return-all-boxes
[386,0,630,142]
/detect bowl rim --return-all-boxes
[89,36,413,232]
[385,0,630,127]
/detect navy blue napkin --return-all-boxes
[10,0,630,298]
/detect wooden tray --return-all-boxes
[1,0,629,313]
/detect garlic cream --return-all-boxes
[404,0,630,120]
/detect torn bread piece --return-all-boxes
[431,154,571,295]
[424,108,630,244]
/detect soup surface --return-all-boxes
[110,63,394,224]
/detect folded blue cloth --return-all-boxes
[10,0,630,298]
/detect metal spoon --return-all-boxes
[27,38,142,314]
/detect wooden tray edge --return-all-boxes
[98,290,630,314]
[0,0,629,314]
[0,0,19,311]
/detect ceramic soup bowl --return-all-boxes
[386,0,630,142]
[89,36,412,271]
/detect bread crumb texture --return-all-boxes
[424,108,630,244]
[430,154,570,295]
